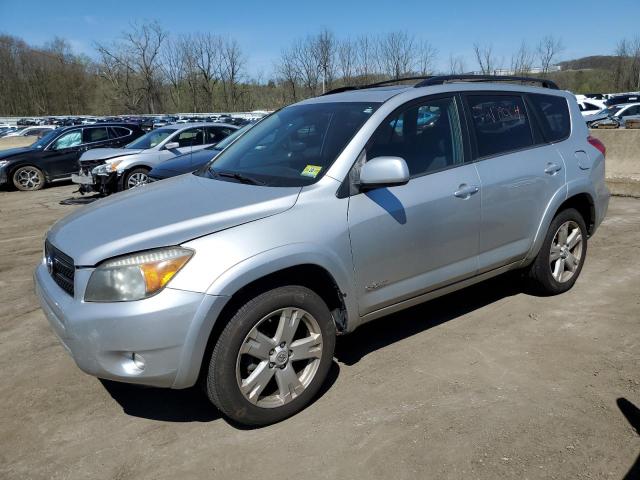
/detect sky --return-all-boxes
[1,0,639,77]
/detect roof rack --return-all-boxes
[322,76,434,96]
[414,75,559,90]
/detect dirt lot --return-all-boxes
[0,183,638,480]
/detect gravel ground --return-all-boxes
[0,183,638,480]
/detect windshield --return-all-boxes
[597,106,622,116]
[31,130,59,149]
[197,102,379,187]
[207,124,251,151]
[125,128,176,149]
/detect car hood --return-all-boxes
[0,147,34,160]
[80,148,144,162]
[47,173,301,266]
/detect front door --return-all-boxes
[347,95,481,316]
[42,129,84,178]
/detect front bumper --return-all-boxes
[34,262,227,388]
[0,165,8,185]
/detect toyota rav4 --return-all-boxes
[35,76,609,426]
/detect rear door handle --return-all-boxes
[454,184,480,199]
[544,162,562,175]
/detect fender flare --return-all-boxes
[523,181,596,264]
[171,243,359,388]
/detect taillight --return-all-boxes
[588,135,606,157]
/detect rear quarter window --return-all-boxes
[467,94,533,158]
[528,94,571,143]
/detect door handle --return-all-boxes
[544,162,562,175]
[454,184,480,199]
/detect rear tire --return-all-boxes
[527,208,588,295]
[12,165,45,191]
[206,286,336,426]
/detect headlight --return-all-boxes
[84,247,193,302]
[92,160,123,176]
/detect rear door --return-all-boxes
[347,95,481,315]
[464,93,566,272]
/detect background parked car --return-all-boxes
[4,125,57,138]
[148,124,247,181]
[0,123,144,191]
[584,102,640,127]
[74,122,237,195]
[605,94,640,106]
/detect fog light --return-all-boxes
[132,353,145,371]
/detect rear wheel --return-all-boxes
[123,167,149,190]
[206,286,336,426]
[12,166,45,191]
[527,208,588,295]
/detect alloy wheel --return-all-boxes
[235,307,323,408]
[127,172,148,188]
[549,220,583,283]
[16,167,42,190]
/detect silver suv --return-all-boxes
[35,76,609,426]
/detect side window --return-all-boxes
[204,126,231,144]
[528,93,571,143]
[109,127,131,139]
[623,105,639,116]
[467,95,533,157]
[584,102,599,112]
[176,128,204,147]
[52,130,82,150]
[367,96,464,177]
[82,127,109,143]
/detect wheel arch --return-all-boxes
[189,262,349,389]
[524,188,595,264]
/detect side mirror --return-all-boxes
[359,156,410,190]
[164,141,180,150]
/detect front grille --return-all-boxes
[45,240,75,296]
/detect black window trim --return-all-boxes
[462,90,572,162]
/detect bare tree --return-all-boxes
[511,40,535,74]
[417,40,437,75]
[315,28,336,93]
[537,35,564,74]
[338,38,357,85]
[378,31,415,79]
[276,46,300,102]
[219,38,245,110]
[193,33,222,110]
[162,36,186,110]
[293,36,321,95]
[473,42,499,74]
[448,53,466,74]
[355,34,376,83]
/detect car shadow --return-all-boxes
[617,398,640,480]
[335,272,525,365]
[101,272,529,426]
[100,361,340,426]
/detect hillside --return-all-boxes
[558,55,619,71]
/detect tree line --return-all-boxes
[0,22,639,116]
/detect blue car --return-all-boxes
[148,125,249,181]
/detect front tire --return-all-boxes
[527,208,588,295]
[206,286,336,426]
[12,165,45,191]
[123,167,149,190]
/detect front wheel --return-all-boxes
[12,165,45,191]
[206,286,336,426]
[123,167,150,190]
[527,208,588,295]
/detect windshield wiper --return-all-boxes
[209,168,265,186]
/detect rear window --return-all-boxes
[528,94,571,143]
[467,95,533,158]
